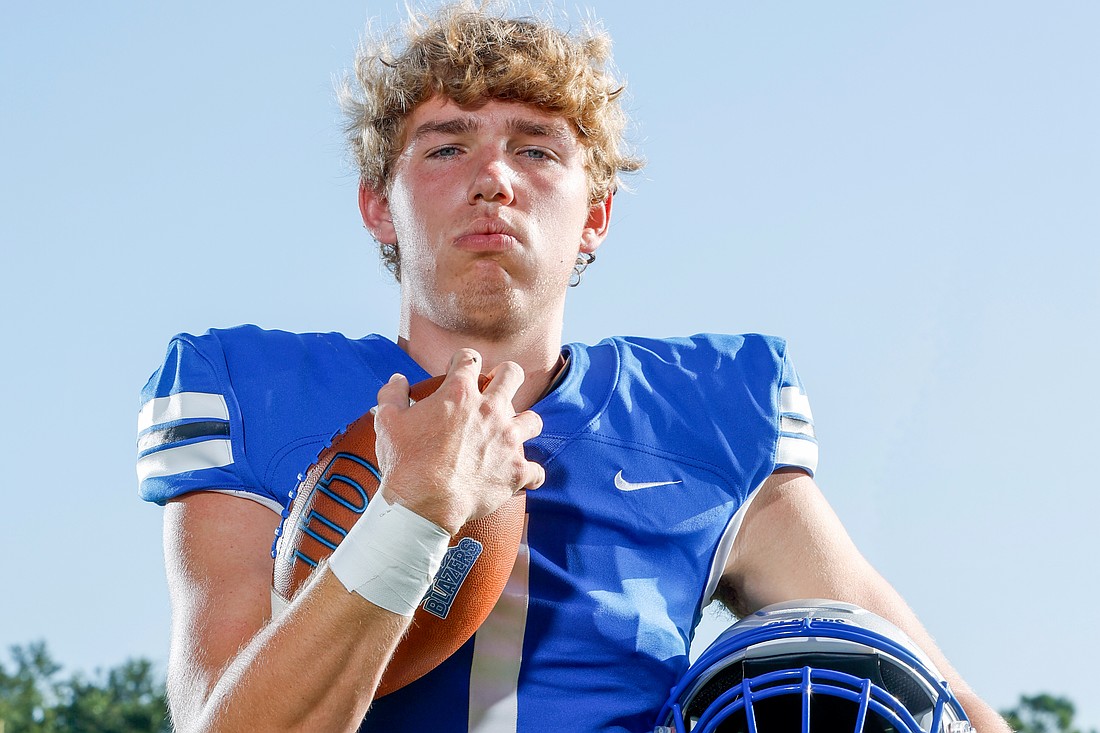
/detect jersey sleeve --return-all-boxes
[773,348,818,476]
[136,333,273,511]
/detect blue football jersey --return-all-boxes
[137,326,817,733]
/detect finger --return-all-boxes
[484,361,525,403]
[374,372,410,418]
[522,460,545,491]
[511,409,544,442]
[441,348,483,392]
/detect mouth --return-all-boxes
[453,219,521,253]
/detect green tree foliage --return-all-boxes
[0,642,170,733]
[1001,694,1097,733]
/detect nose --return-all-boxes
[467,155,515,206]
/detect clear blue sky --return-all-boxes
[2,0,1097,726]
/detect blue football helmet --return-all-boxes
[654,600,972,733]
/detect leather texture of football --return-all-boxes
[271,374,525,697]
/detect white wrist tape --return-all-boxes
[328,492,452,616]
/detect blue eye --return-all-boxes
[522,149,547,159]
[431,146,460,158]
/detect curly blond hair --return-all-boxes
[340,2,644,278]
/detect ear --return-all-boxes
[579,191,613,255]
[359,180,397,244]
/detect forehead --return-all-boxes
[400,97,580,148]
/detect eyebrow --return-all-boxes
[409,115,575,145]
[507,118,573,143]
[410,117,479,141]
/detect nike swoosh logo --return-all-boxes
[614,470,682,492]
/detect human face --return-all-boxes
[366,97,610,342]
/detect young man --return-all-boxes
[137,5,1009,732]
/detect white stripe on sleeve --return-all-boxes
[779,386,813,422]
[138,392,229,432]
[776,435,819,474]
[136,438,233,482]
[468,518,530,733]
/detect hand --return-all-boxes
[372,349,545,534]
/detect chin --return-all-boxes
[431,268,568,341]
[422,279,517,340]
[453,292,526,340]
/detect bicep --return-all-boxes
[719,471,1006,729]
[720,469,885,617]
[162,492,281,722]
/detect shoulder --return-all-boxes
[583,332,817,477]
[604,331,787,360]
[142,326,398,399]
[138,326,402,509]
[572,331,794,441]
[597,332,791,389]
[164,324,379,366]
[142,325,321,384]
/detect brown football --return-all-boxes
[271,375,525,697]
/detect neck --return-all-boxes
[397,319,565,413]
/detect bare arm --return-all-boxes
[161,350,544,732]
[163,492,410,733]
[719,469,1010,733]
